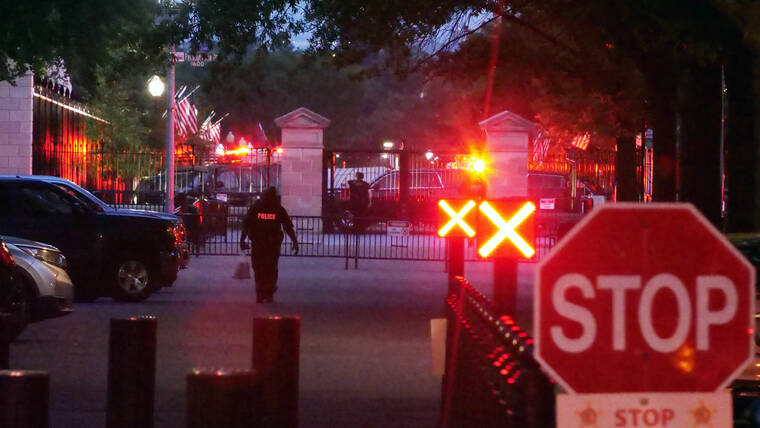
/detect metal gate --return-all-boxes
[179,211,579,267]
[174,147,582,263]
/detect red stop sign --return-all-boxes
[535,204,755,393]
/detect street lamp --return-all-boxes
[148,76,165,97]
[383,141,394,150]
[155,1,177,213]
[425,150,433,161]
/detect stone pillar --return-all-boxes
[478,110,534,198]
[0,74,33,175]
[274,107,330,217]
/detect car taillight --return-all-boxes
[174,224,186,243]
[0,242,14,267]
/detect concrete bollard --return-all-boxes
[106,316,157,428]
[252,316,300,428]
[186,368,261,428]
[0,370,49,428]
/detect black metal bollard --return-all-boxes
[0,313,12,370]
[187,368,261,428]
[493,257,519,316]
[447,237,465,283]
[106,316,157,428]
[0,370,49,428]
[252,316,300,428]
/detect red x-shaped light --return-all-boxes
[478,201,536,258]
[438,200,476,237]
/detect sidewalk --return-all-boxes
[11,255,533,427]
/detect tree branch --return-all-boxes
[411,8,582,72]
[411,13,500,71]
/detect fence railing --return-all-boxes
[442,276,555,428]
[167,212,579,263]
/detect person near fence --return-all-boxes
[240,187,299,303]
[348,172,370,231]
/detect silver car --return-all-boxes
[1,235,73,339]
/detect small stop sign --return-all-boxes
[535,204,755,393]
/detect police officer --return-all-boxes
[347,171,370,231]
[240,187,299,303]
[347,171,370,216]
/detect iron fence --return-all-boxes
[441,276,555,428]
[169,211,579,265]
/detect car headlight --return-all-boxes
[17,246,67,269]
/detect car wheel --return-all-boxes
[1,272,30,341]
[112,259,154,302]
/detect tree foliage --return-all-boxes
[0,0,166,96]
[192,49,481,150]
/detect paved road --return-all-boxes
[10,256,533,428]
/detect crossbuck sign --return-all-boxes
[437,199,536,259]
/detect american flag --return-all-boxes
[172,104,186,139]
[571,133,591,150]
[200,120,221,143]
[207,121,221,143]
[176,97,198,136]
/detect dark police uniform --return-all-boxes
[348,178,370,216]
[240,193,298,303]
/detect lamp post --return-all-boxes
[148,73,174,212]
[154,1,177,213]
[165,49,176,213]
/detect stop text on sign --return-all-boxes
[550,273,737,353]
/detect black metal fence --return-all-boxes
[441,276,555,428]
[171,211,580,265]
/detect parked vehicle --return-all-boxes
[0,239,28,339]
[0,176,185,302]
[528,172,596,212]
[325,169,475,231]
[727,233,760,293]
[134,164,274,207]
[2,236,73,339]
[174,195,229,246]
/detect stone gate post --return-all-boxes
[274,107,330,217]
[478,110,535,316]
[0,74,33,175]
[478,110,534,198]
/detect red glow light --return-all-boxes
[0,242,14,266]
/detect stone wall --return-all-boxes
[0,74,33,175]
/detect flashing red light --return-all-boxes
[276,147,283,154]
[0,242,14,266]
[437,199,476,238]
[225,147,251,156]
[478,201,536,258]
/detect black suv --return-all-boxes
[135,164,273,207]
[0,176,184,302]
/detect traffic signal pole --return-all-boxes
[447,237,464,283]
[493,257,518,316]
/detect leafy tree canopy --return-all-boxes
[0,0,166,97]
[184,49,481,151]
